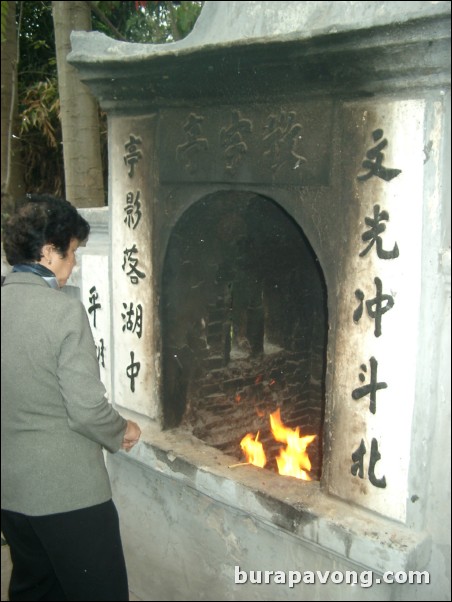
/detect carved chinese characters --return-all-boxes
[328,101,425,522]
[82,255,112,398]
[111,115,155,417]
[160,103,333,186]
[350,129,402,490]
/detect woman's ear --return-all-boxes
[40,244,54,266]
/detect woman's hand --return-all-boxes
[121,420,141,452]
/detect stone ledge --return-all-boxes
[114,414,431,576]
[68,2,451,63]
[68,9,450,110]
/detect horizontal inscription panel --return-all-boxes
[158,102,333,186]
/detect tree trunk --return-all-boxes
[1,1,26,218]
[52,1,104,208]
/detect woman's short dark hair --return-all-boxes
[2,194,90,266]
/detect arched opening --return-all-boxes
[161,191,327,479]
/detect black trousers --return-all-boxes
[1,500,129,601]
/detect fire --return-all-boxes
[270,409,316,481]
[239,408,316,480]
[240,431,267,468]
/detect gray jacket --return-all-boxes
[1,272,127,516]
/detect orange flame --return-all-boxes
[239,409,316,481]
[270,408,316,481]
[240,431,267,468]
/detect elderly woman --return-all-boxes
[1,194,141,601]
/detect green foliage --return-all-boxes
[18,77,65,196]
[173,1,203,39]
[90,0,203,43]
[18,1,56,89]
[15,2,63,196]
[20,78,60,148]
[123,7,171,43]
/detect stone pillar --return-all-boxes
[109,114,159,419]
[325,99,436,522]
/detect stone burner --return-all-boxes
[67,2,451,600]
